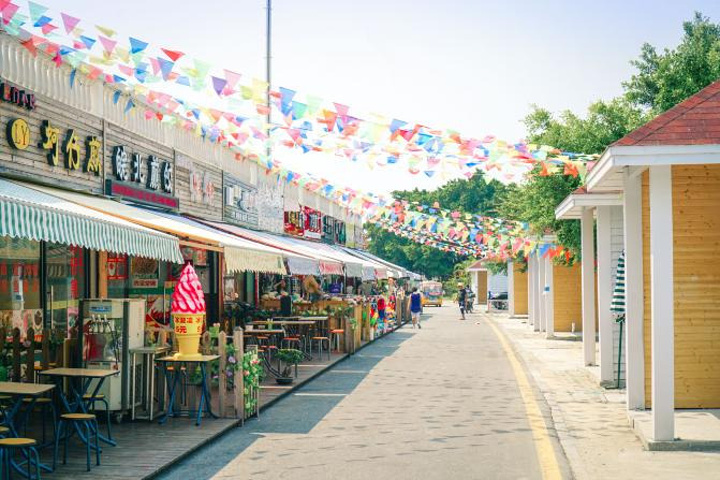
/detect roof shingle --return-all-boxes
[613,80,720,147]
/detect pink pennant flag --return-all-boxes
[61,12,80,33]
[99,36,116,54]
[1,2,18,25]
[41,23,57,35]
[223,69,242,90]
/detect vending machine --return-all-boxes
[80,299,145,419]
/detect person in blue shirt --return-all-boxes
[410,288,422,329]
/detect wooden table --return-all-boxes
[155,355,219,427]
[39,368,119,446]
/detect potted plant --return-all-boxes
[275,348,304,385]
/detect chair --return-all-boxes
[330,329,345,352]
[22,396,57,445]
[54,413,101,472]
[0,437,41,479]
[280,336,301,349]
[83,393,113,441]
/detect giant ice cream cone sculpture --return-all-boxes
[172,263,206,359]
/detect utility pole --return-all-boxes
[265,0,272,163]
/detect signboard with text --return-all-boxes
[223,173,258,228]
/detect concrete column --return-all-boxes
[649,165,674,441]
[528,257,535,327]
[581,208,596,365]
[538,253,546,332]
[544,255,554,338]
[623,169,645,410]
[597,206,614,384]
[508,261,515,317]
[533,254,541,332]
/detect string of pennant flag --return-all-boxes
[1,0,598,192]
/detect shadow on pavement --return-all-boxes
[153,331,413,480]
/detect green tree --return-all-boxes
[624,12,720,114]
[367,172,508,279]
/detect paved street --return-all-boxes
[156,306,570,480]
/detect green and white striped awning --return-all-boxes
[0,179,183,263]
[611,251,625,319]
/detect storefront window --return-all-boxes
[47,243,85,334]
[0,237,41,337]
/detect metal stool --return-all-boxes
[54,413,101,472]
[83,393,113,442]
[0,437,41,479]
[22,397,57,445]
[330,329,345,352]
[280,337,301,349]
[311,336,331,361]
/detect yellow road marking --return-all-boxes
[486,318,563,480]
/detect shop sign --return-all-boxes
[107,145,178,209]
[130,257,159,289]
[223,173,258,228]
[4,112,102,176]
[284,210,304,236]
[189,167,215,205]
[303,206,323,240]
[0,80,36,110]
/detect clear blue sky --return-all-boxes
[42,0,720,193]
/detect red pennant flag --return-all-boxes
[161,48,184,62]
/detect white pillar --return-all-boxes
[581,208,596,365]
[544,255,554,338]
[597,206,614,384]
[533,252,545,332]
[624,169,645,410]
[471,272,479,305]
[508,261,515,317]
[538,252,546,332]
[528,257,536,327]
[650,165,674,441]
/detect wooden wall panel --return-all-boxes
[554,263,583,332]
[513,263,528,315]
[643,165,720,409]
[478,271,488,305]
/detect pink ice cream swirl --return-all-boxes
[171,263,206,314]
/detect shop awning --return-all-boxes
[1,179,182,263]
[205,222,342,275]
[149,213,288,275]
[23,184,287,275]
[362,266,376,281]
[286,256,320,276]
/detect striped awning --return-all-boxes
[611,251,625,319]
[287,256,320,275]
[319,261,344,276]
[0,179,182,263]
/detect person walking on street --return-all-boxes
[458,283,467,320]
[410,288,422,329]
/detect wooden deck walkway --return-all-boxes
[35,351,348,479]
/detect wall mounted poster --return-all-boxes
[303,206,323,240]
[130,257,159,289]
